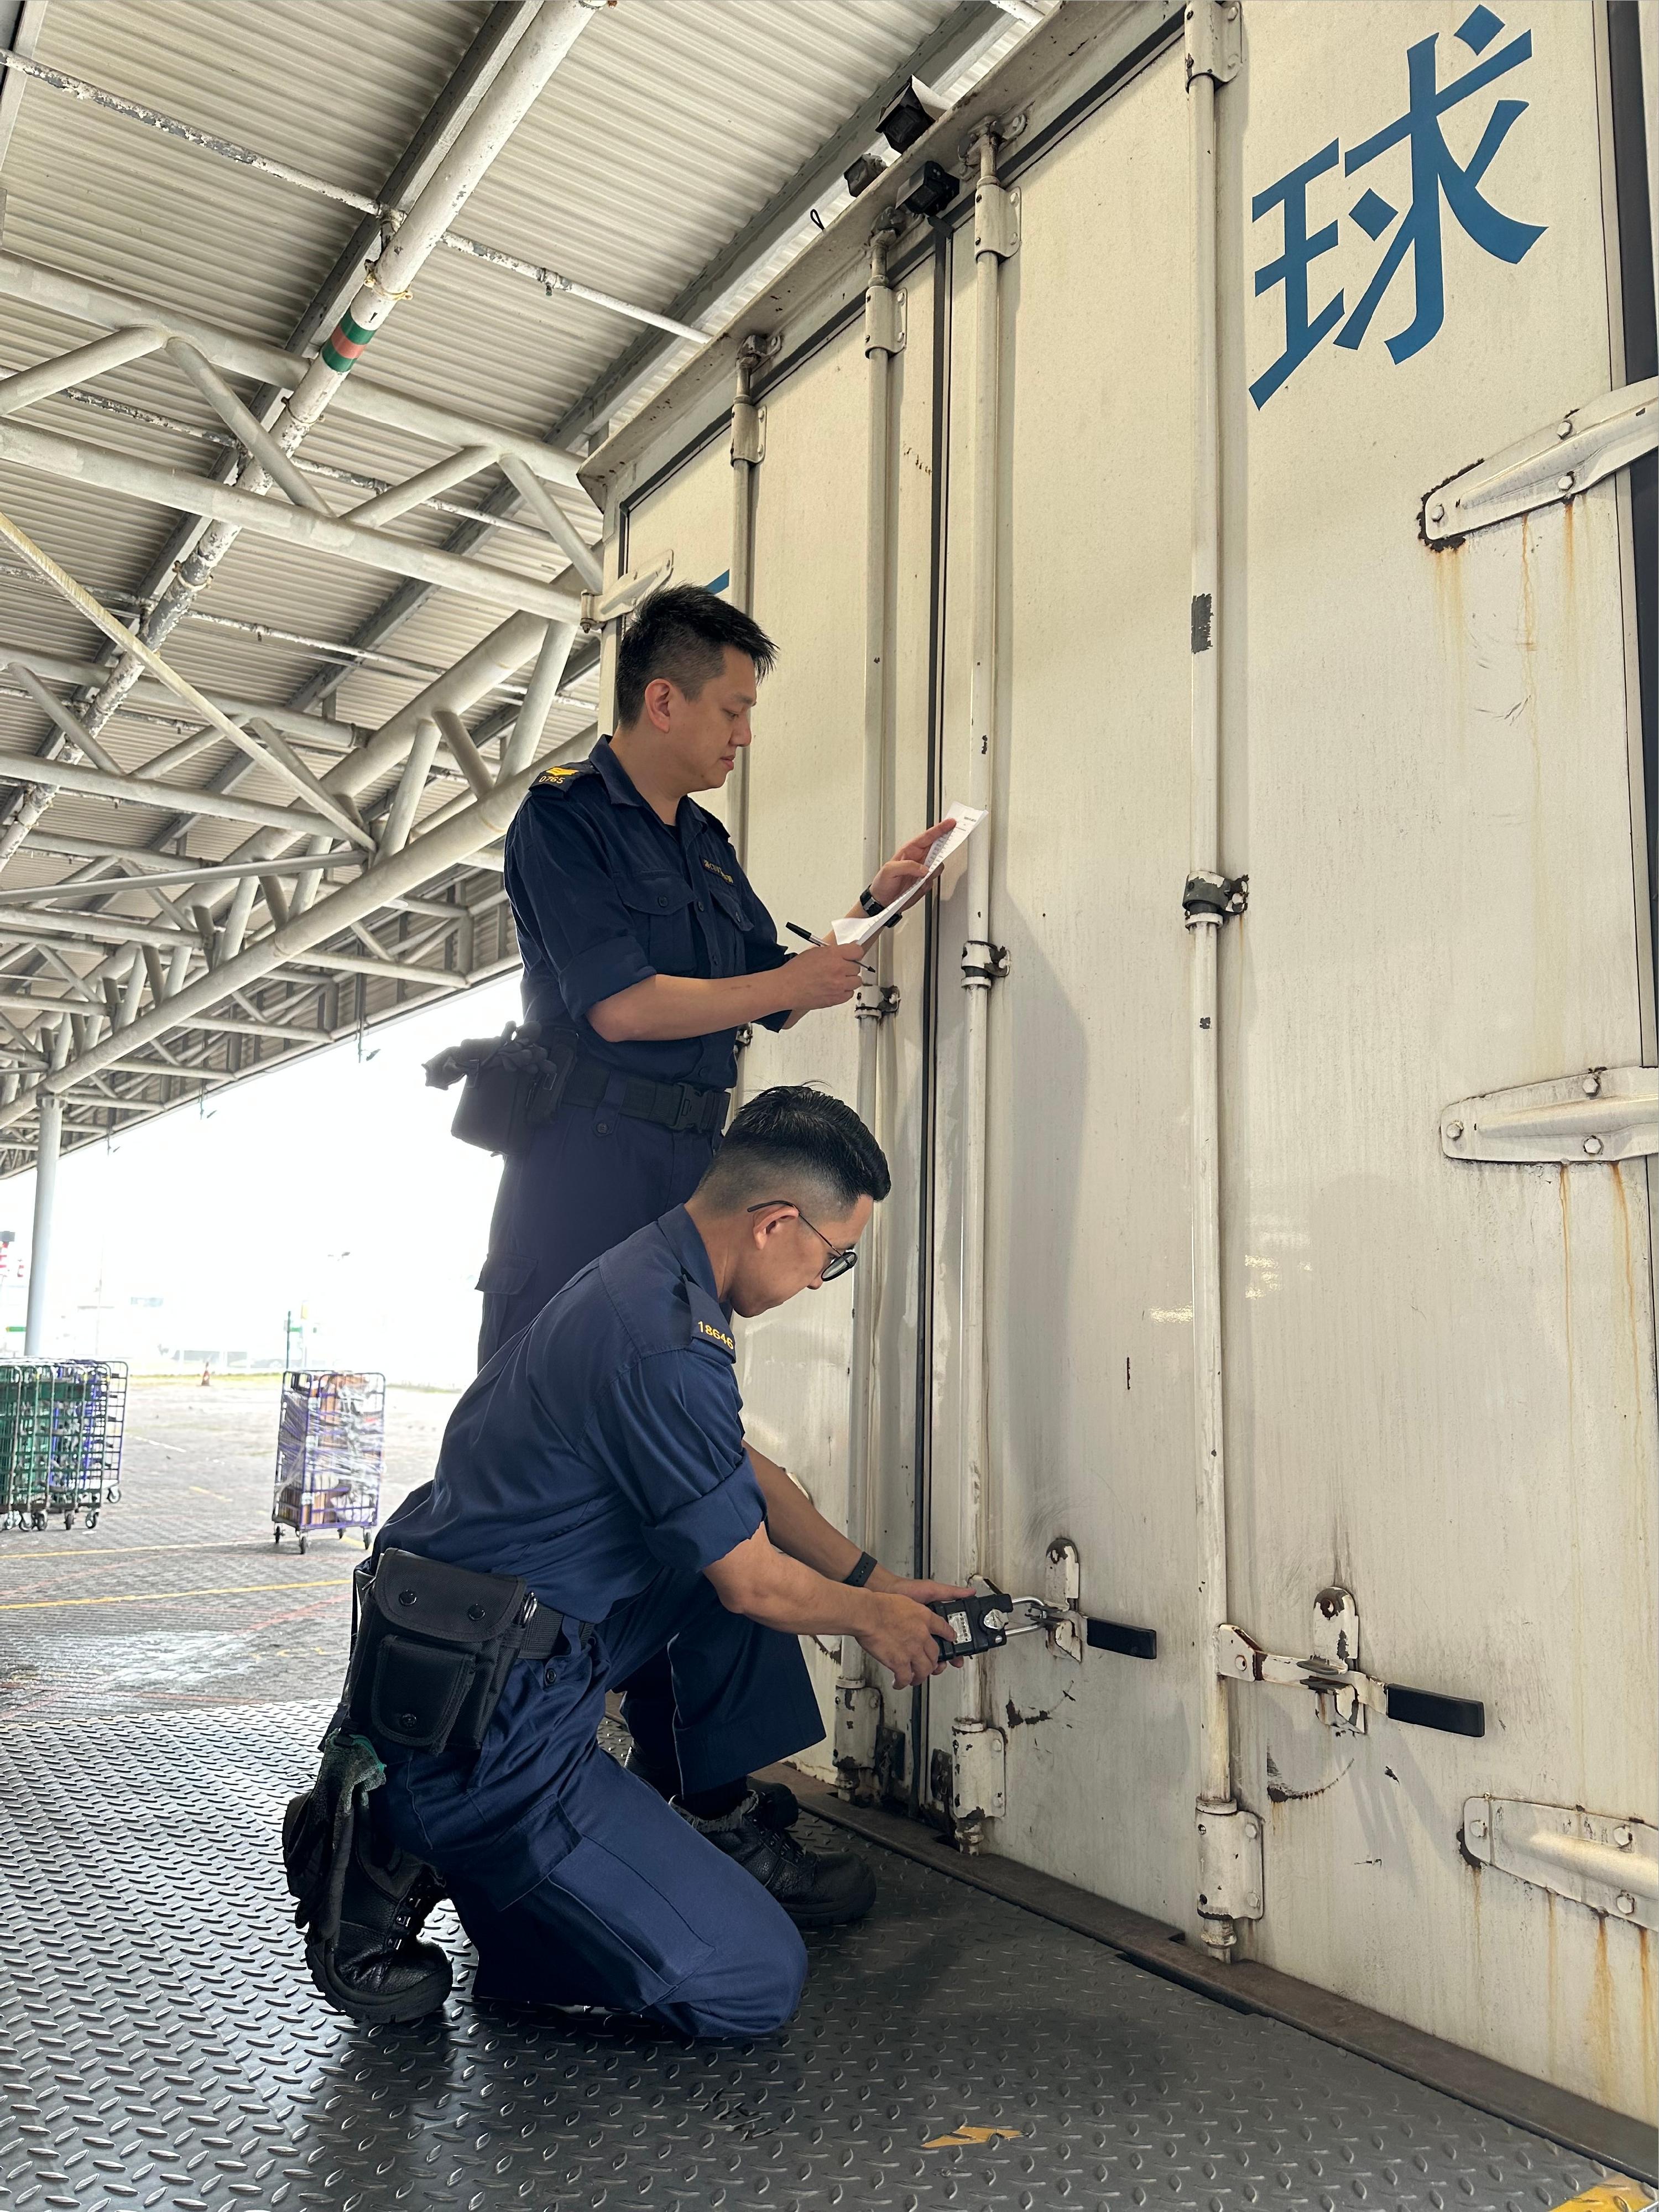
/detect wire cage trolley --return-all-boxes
[272,1370,384,1554]
[0,1359,128,1531]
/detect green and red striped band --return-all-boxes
[320,309,375,376]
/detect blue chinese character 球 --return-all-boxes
[1248,7,1546,406]
[1337,6,1545,364]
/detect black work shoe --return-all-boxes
[624,1749,799,1833]
[285,1792,452,2026]
[681,1790,875,1927]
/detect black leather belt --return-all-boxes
[561,1057,729,1138]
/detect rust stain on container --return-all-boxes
[1584,1916,1616,2106]
[1640,1927,1656,2103]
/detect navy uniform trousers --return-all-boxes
[477,1107,717,1366]
[475,1106,720,1802]
[380,1563,823,2037]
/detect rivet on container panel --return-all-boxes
[1557,472,1574,493]
[1614,1825,1634,1848]
[1428,500,1446,524]
[1468,1815,1488,1840]
[1584,1136,1604,1157]
[1616,1892,1637,1916]
[1557,420,1573,438]
[1582,1073,1601,1097]
[1446,1120,1464,1141]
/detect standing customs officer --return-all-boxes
[292,1089,969,2033]
[474,583,948,1362]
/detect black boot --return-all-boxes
[680,1790,875,1927]
[623,1747,800,1832]
[283,1766,452,2027]
[308,1818,451,2026]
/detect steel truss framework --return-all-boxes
[0,0,1023,1201]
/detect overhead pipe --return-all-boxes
[0,0,599,865]
[727,335,770,870]
[1185,0,1247,1961]
[837,217,905,1792]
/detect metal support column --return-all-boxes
[24,1083,60,1353]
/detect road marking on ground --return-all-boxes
[0,1540,270,1564]
[0,1577,354,1612]
[1550,2187,1656,2212]
[924,2126,1023,2150]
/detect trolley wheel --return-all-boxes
[273,1527,283,1547]
[361,1530,372,1549]
[298,1535,309,1556]
[85,1512,98,1530]
[105,1487,121,1503]
[30,1510,44,1531]
[62,1514,74,1532]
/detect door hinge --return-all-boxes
[1463,1798,1657,1931]
[961,939,1008,987]
[1440,1065,1656,1165]
[1422,375,1657,543]
[1218,1590,1485,1739]
[1196,1801,1263,1932]
[833,1677,882,1799]
[973,176,1020,260]
[865,280,906,358]
[951,1716,1005,1848]
[1183,870,1248,925]
[1185,0,1242,87]
[580,549,674,632]
[854,983,901,1022]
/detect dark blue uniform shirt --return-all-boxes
[505,738,792,1092]
[384,1206,765,1623]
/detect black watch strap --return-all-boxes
[857,885,883,919]
[842,1550,879,1587]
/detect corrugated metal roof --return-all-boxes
[0,0,1039,1171]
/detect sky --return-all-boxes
[4,974,523,1389]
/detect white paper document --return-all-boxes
[828,801,986,948]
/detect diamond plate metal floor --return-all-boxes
[0,1389,1614,2210]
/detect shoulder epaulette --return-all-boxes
[535,763,589,793]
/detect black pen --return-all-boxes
[787,921,873,975]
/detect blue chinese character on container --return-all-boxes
[1249,6,1546,409]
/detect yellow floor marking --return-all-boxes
[0,1577,354,1611]
[0,1541,268,1564]
[1550,2186,1656,2212]
[923,2126,1023,2150]
[189,1486,234,1503]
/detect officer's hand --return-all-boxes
[854,1594,961,1690]
[868,820,956,910]
[785,937,865,1011]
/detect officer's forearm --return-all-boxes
[587,969,796,1042]
[747,1446,863,1581]
[705,1525,890,1637]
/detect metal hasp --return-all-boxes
[579,550,675,633]
[1421,376,1658,542]
[1440,1066,1657,1164]
[1463,1799,1657,1932]
[1044,1538,1083,1663]
[1218,1606,1486,1740]
[1196,1802,1263,1928]
[951,1715,1006,1851]
[1183,0,1241,86]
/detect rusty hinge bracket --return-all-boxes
[580,548,674,632]
[854,983,901,1022]
[1182,870,1247,926]
[1440,1065,1656,1165]
[1219,1600,1485,1739]
[1422,375,1657,543]
[1185,0,1242,87]
[1463,1798,1657,1931]
[961,938,1008,987]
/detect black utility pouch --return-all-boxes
[343,1549,540,1756]
[424,1023,579,1155]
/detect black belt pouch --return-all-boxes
[343,1548,541,1756]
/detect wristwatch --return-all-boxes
[857,885,883,919]
[842,1551,879,1587]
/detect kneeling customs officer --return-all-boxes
[453,583,951,1363]
[285,1088,970,2034]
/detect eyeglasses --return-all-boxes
[747,1199,858,1282]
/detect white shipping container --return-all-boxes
[583,0,1657,2130]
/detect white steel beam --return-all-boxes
[0,420,584,622]
[0,750,547,1122]
[0,641,366,748]
[0,251,589,494]
[0,747,343,837]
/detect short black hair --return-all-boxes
[696,1084,891,1218]
[614,585,777,726]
